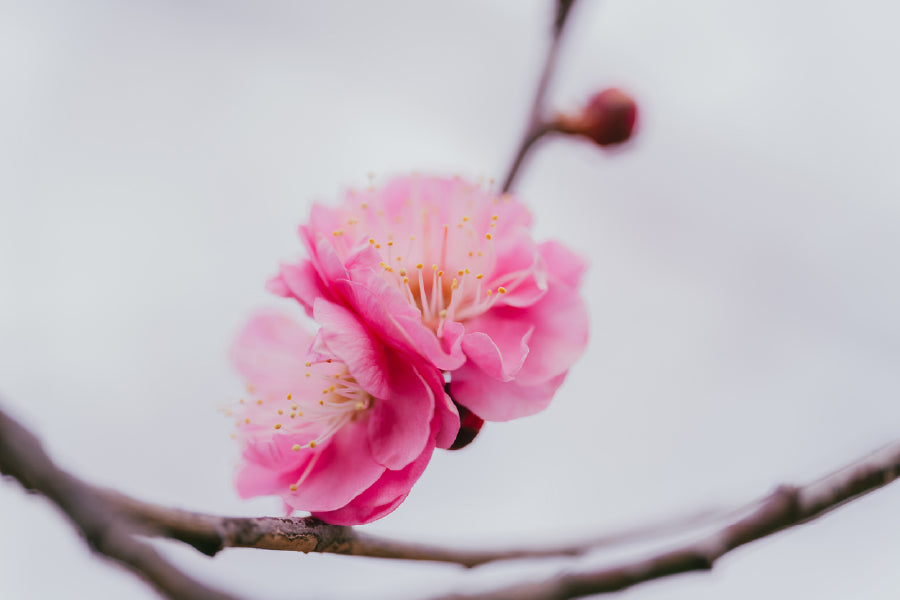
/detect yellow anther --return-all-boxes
[487,289,493,296]
[403,277,409,284]
[305,361,311,367]
[361,202,368,209]
[462,216,470,222]
[387,241,393,246]
[432,264,438,271]
[468,252,474,257]
[239,398,244,404]
[498,286,507,294]
[305,373,311,377]
[309,440,318,448]
[277,409,283,415]
[491,215,498,220]
[485,233,493,240]
[291,403,298,410]
[375,243,381,248]
[292,444,301,451]
[244,418,250,424]
[319,399,325,405]
[437,270,444,277]
[416,263,424,269]
[256,399,263,405]
[290,412,296,419]
[439,309,447,318]
[329,385,335,392]
[457,269,465,276]
[289,484,298,491]
[399,268,407,276]
[274,423,282,430]
[286,393,292,400]
[322,389,328,394]
[369,238,375,244]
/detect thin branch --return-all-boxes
[431,442,900,600]
[500,0,579,193]
[0,404,242,600]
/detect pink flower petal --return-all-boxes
[230,311,316,400]
[284,418,386,512]
[450,369,568,422]
[366,352,435,469]
[460,318,533,382]
[489,227,548,308]
[539,240,588,289]
[312,298,390,399]
[314,435,436,525]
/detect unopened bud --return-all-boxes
[556,88,638,147]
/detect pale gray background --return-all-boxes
[2,1,900,598]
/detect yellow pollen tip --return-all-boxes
[387,241,393,246]
[305,361,311,367]
[292,444,301,451]
[439,309,447,318]
[485,233,493,240]
[431,264,438,271]
[274,423,282,429]
[244,418,250,424]
[329,385,335,392]
[403,277,409,284]
[437,270,444,277]
[239,398,244,404]
[491,215,498,220]
[399,268,407,276]
[277,409,283,415]
[322,389,328,394]
[319,399,325,405]
[375,243,381,248]
[305,373,311,377]
[457,269,465,276]
[309,441,318,448]
[416,263,424,269]
[468,252,474,257]
[256,399,263,405]
[361,203,368,209]
[368,238,375,244]
[498,286,507,294]
[292,403,298,410]
[286,393,292,400]
[487,289,493,295]
[289,484,298,491]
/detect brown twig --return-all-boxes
[431,442,900,599]
[0,405,242,600]
[500,0,579,193]
[4,401,900,600]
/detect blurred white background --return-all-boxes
[2,0,900,598]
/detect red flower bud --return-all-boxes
[448,401,484,451]
[557,88,638,147]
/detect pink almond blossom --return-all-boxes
[269,175,589,422]
[231,306,459,525]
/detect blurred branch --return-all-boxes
[500,0,580,193]
[433,442,900,599]
[0,404,241,600]
[4,400,900,600]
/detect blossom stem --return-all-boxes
[500,0,580,193]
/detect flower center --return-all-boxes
[328,183,518,336]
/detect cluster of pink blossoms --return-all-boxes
[231,175,588,525]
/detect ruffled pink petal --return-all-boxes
[335,275,466,370]
[489,227,548,309]
[314,434,436,525]
[509,280,589,387]
[270,260,328,316]
[420,363,460,450]
[284,418,386,512]
[312,298,390,399]
[236,432,316,498]
[450,369,568,422]
[539,240,588,289]
[365,351,435,470]
[230,312,316,400]
[460,319,533,382]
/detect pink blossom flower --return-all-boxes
[269,175,588,422]
[231,306,459,525]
